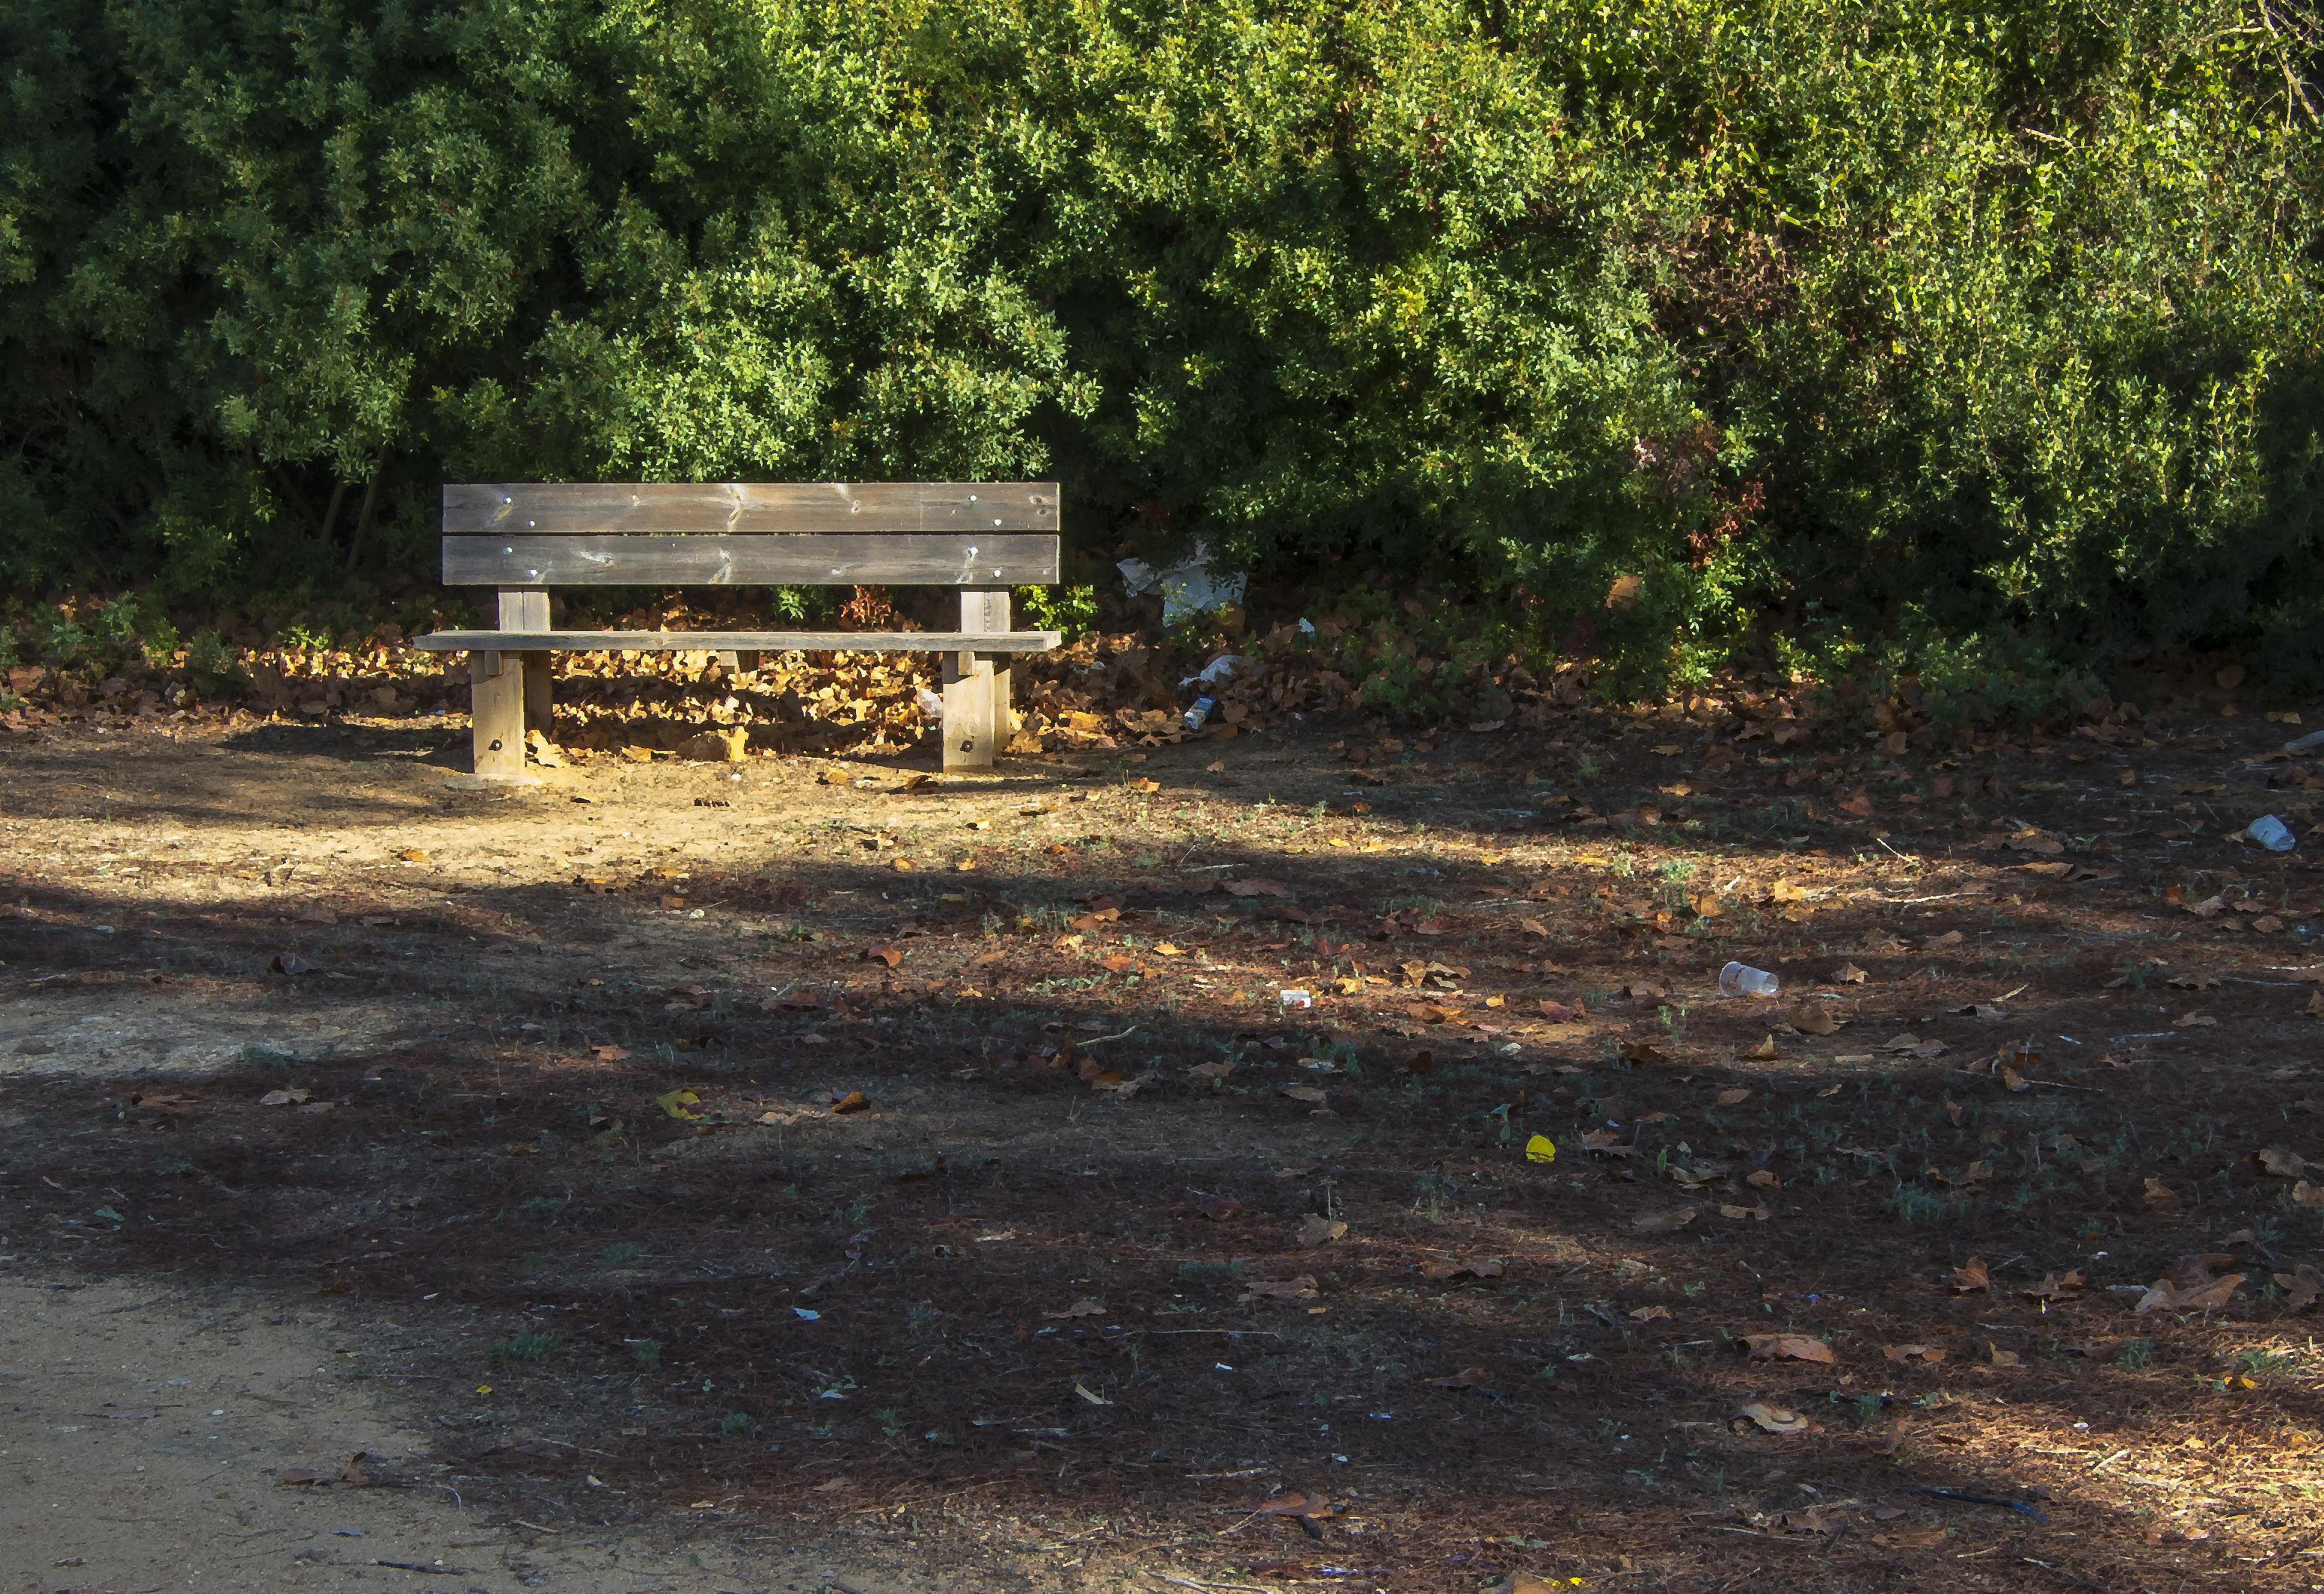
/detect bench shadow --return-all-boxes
[218,719,471,765]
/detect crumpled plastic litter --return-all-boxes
[1118,541,1249,624]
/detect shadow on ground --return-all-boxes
[3,769,2317,1592]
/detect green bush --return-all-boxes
[0,0,2316,688]
[1016,584,1097,642]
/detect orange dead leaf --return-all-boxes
[1743,1333,1835,1364]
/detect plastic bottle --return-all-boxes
[1182,695,1216,731]
[2248,814,2297,852]
[1718,961,1781,998]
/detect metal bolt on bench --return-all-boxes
[413,482,1063,777]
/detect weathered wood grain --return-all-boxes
[443,533,1058,587]
[443,482,1059,535]
[412,630,1062,654]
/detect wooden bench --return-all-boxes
[413,481,1062,778]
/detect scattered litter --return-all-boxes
[914,687,944,718]
[1182,695,1216,731]
[1910,1486,2049,1523]
[1719,961,1781,998]
[2247,814,2296,852]
[1118,544,1248,623]
[1278,988,1314,1010]
[1181,653,1250,688]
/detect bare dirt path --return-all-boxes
[0,1277,925,1594]
[5,705,2324,1592]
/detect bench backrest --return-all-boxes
[441,482,1060,588]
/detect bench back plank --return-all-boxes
[443,532,1059,588]
[443,481,1058,536]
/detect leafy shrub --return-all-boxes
[1016,584,1097,642]
[185,630,236,688]
[0,0,2314,689]
[36,613,88,668]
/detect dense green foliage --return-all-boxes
[3,0,2319,688]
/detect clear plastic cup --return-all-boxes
[1719,961,1780,998]
[2249,814,2296,852]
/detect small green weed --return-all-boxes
[486,1331,563,1365]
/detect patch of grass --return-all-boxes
[1886,1185,1958,1225]
[486,1330,564,1365]
[2235,1347,2295,1380]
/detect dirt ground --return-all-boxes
[6,688,2324,1593]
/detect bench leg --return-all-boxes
[470,650,526,779]
[940,651,996,771]
[959,590,1013,761]
[521,651,553,743]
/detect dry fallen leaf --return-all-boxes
[1420,1257,1506,1283]
[257,1087,312,1107]
[1735,1401,1810,1434]
[1222,877,1290,899]
[1883,1343,1946,1363]
[1196,1194,1243,1222]
[2258,1147,2308,1179]
[829,1090,869,1115]
[1628,1304,1672,1321]
[2276,1264,2324,1311]
[1790,1004,1841,1036]
[2179,1273,2246,1311]
[1632,1208,1697,1235]
[1714,1087,1752,1108]
[1717,1203,1771,1222]
[1743,1333,1836,1364]
[1296,1215,1348,1248]
[1832,961,1869,984]
[1423,1367,1497,1391]
[1746,1169,1782,1191]
[1743,1035,1780,1060]
[1951,1256,1991,1292]
[1043,1298,1105,1320]
[1238,1276,1320,1304]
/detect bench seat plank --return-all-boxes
[415,630,1062,654]
[444,482,1059,535]
[444,532,1057,587]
